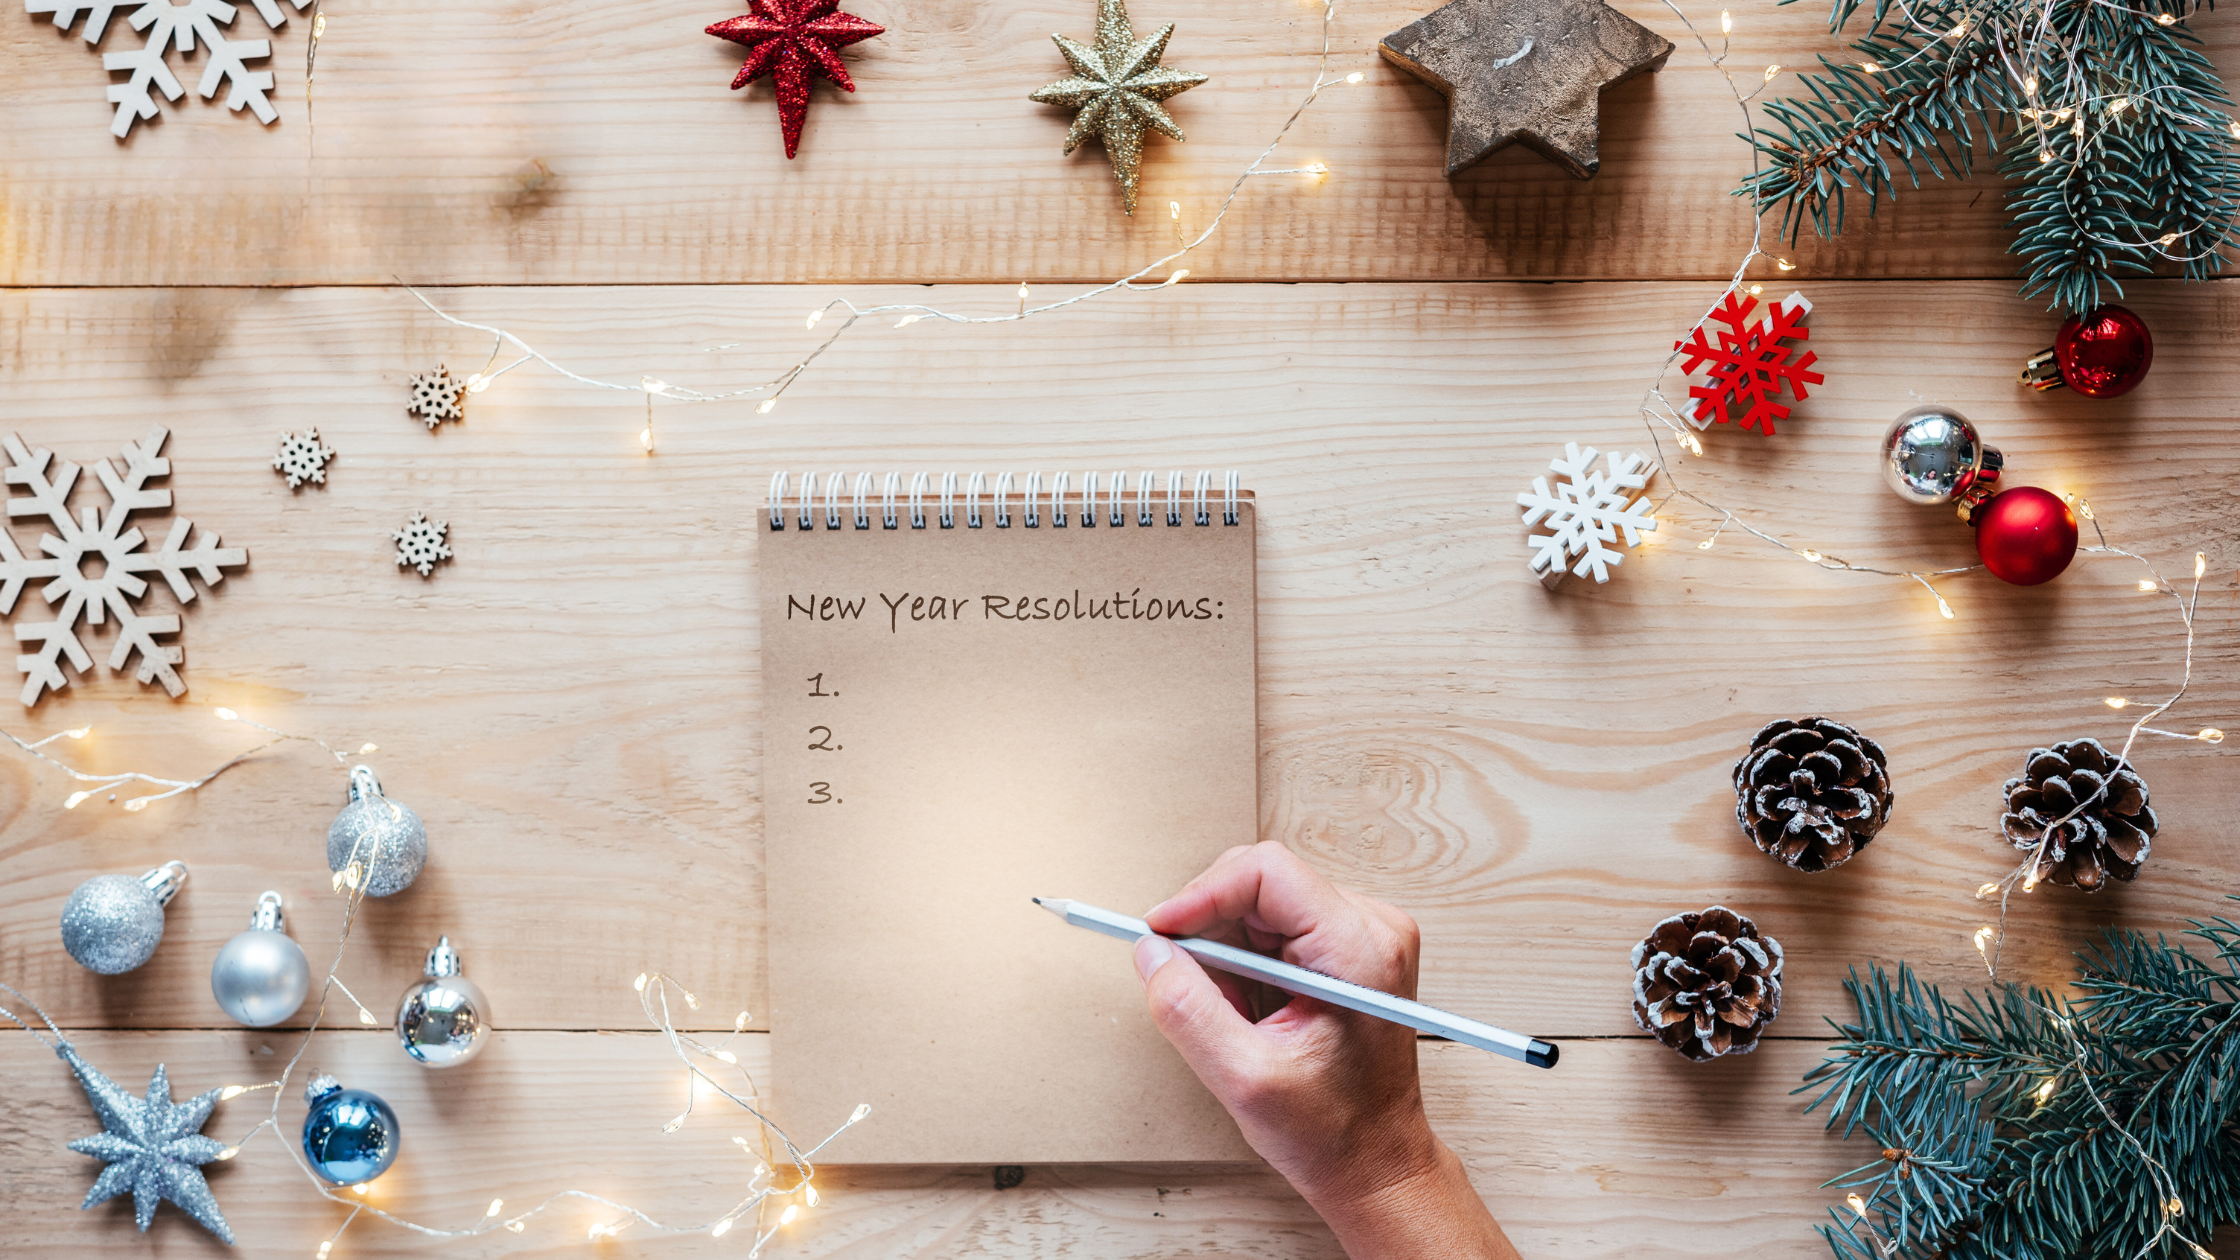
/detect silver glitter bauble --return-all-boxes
[60,862,186,975]
[326,764,426,897]
[395,935,491,1068]
[1881,406,2004,506]
[210,891,311,1027]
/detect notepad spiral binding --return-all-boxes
[767,471,1244,531]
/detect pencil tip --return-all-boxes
[1032,897,1066,917]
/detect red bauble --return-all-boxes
[1973,487,2078,585]
[2051,305,2153,398]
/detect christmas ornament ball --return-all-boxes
[210,892,310,1027]
[60,862,186,975]
[1881,406,1995,505]
[326,765,426,898]
[1974,487,2079,585]
[395,936,492,1068]
[2050,305,2153,398]
[301,1075,400,1185]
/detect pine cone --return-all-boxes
[1630,906,1783,1061]
[1734,717,1894,872]
[2001,738,2157,891]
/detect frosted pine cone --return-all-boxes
[1734,717,1894,872]
[1630,906,1783,1061]
[2001,738,2157,891]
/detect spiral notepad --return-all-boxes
[760,471,1259,1163]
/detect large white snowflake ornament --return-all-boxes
[28,0,311,139]
[1516,442,1658,586]
[0,427,249,706]
[393,512,451,577]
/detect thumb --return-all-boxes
[1135,936,1257,1087]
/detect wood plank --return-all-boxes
[0,280,2232,1047]
[0,1027,2105,1259]
[7,0,2232,285]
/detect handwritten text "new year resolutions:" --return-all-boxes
[786,592,1228,633]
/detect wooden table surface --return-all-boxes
[3,1,2238,1256]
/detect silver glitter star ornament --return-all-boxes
[1030,0,1207,214]
[60,1040,235,1243]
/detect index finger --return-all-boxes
[1146,841,1351,943]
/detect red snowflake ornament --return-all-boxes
[708,0,885,159]
[1674,290,1824,435]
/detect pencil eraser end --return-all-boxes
[1526,1040,1559,1069]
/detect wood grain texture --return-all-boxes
[6,0,2234,286]
[0,279,2234,1256]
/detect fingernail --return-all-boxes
[1133,935,1173,982]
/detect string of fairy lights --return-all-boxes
[1,0,2229,1254]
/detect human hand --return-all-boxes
[1135,842,1520,1260]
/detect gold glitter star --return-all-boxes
[1029,0,1207,215]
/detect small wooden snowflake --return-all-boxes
[406,366,466,429]
[393,512,452,577]
[273,429,337,489]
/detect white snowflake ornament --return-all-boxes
[29,0,310,139]
[1516,442,1658,587]
[272,428,335,489]
[0,426,248,705]
[393,512,451,577]
[406,367,466,430]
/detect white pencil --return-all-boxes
[1034,898,1557,1069]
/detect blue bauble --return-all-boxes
[301,1075,400,1184]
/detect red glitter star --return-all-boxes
[707,0,885,159]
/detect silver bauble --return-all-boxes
[60,861,186,975]
[395,935,491,1067]
[326,764,426,898]
[1881,406,2002,505]
[210,891,311,1027]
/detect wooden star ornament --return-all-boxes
[1380,0,1672,179]
[708,0,885,158]
[1030,0,1208,214]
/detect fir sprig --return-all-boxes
[1742,0,2240,311]
[1801,906,2240,1258]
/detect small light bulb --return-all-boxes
[683,990,701,1010]
[358,742,378,753]
[1162,269,1190,286]
[353,1183,371,1195]
[2156,10,2176,21]
[2140,580,2159,591]
[1719,8,1731,32]
[1679,432,1702,456]
[804,1185,820,1206]
[662,1115,685,1133]
[221,1085,249,1100]
[2195,552,2207,578]
[1763,63,1780,81]
[1305,161,1328,175]
[1017,282,1029,300]
[634,973,649,992]
[357,1006,379,1026]
[2189,1243,2212,1260]
[487,1199,504,1218]
[1800,549,1821,562]
[2039,149,2055,164]
[2035,1078,2056,1103]
[2200,728,2225,743]
[1975,882,1999,898]
[714,1049,738,1064]
[2076,499,2094,520]
[1846,1192,1868,1217]
[1973,926,1995,955]
[64,790,92,809]
[317,1243,333,1259]
[1697,538,1714,550]
[805,309,824,330]
[2107,697,2128,708]
[642,378,667,396]
[1344,70,1364,83]
[1747,282,1763,295]
[2072,116,2085,136]
[712,1219,734,1238]
[1775,257,1795,270]
[850,1103,872,1122]
[756,399,776,414]
[214,708,238,721]
[780,1205,801,1226]
[505,1220,525,1233]
[2158,233,2181,247]
[735,1011,751,1032]
[1858,60,1880,73]
[216,1146,239,1160]
[2167,1196,2185,1216]
[1947,18,1966,38]
[2109,97,2129,114]
[1936,597,1954,620]
[733,1135,756,1150]
[2024,75,2039,96]
[2024,872,2039,892]
[466,373,491,394]
[1169,201,1180,220]
[122,797,150,812]
[638,428,654,452]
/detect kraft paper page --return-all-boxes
[761,495,1258,1163]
